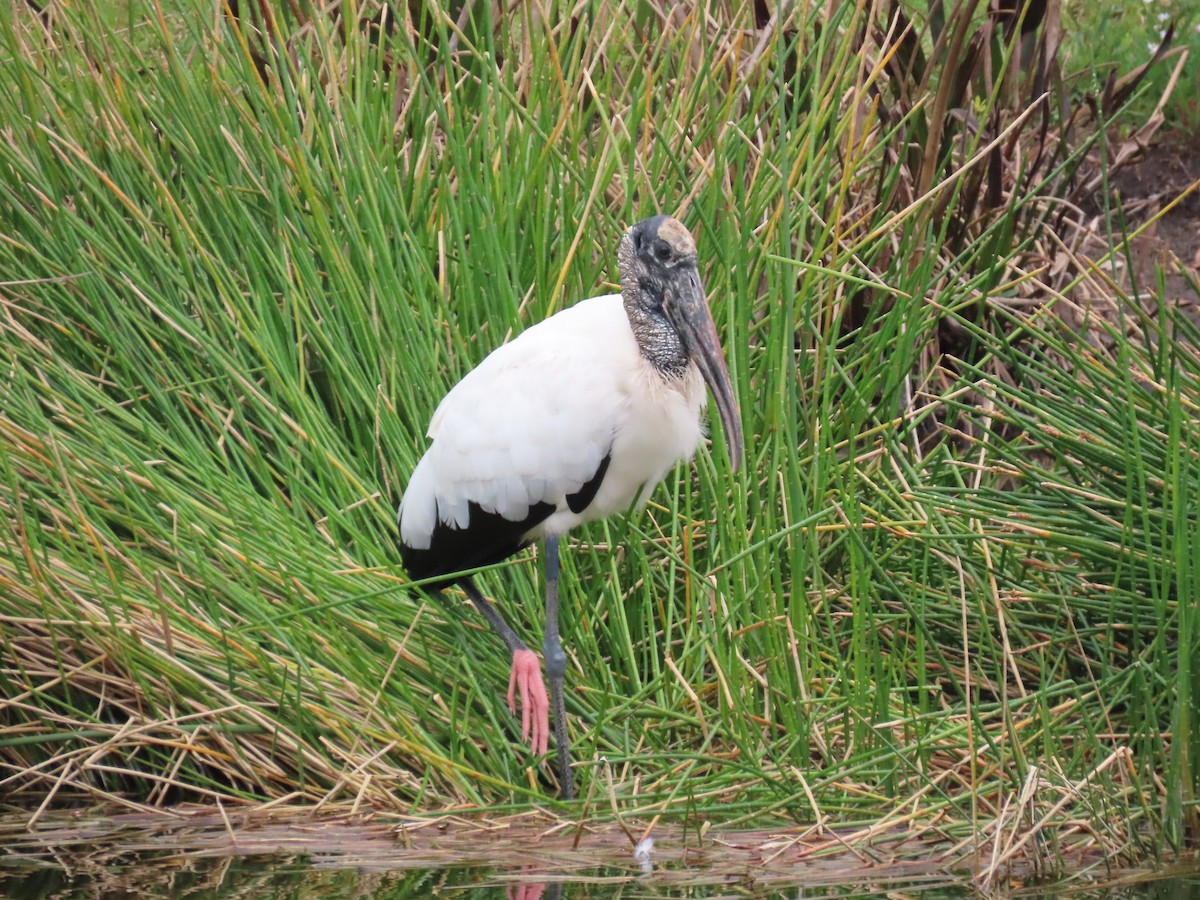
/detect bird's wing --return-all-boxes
[399,295,635,550]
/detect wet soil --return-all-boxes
[1104,134,1200,312]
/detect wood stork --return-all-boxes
[398,215,743,799]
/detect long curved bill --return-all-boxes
[666,269,744,471]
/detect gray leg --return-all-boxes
[541,536,574,799]
[461,577,550,762]
[461,577,526,654]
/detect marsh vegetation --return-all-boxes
[0,0,1197,881]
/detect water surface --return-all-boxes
[2,807,1196,898]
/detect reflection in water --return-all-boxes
[505,867,563,900]
[3,853,1200,899]
[507,881,563,900]
[9,808,1200,898]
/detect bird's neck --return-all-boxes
[622,288,690,378]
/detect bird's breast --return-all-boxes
[534,357,706,536]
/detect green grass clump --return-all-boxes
[1063,0,1200,132]
[0,0,1196,866]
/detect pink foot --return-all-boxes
[506,649,549,756]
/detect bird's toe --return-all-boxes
[506,648,549,756]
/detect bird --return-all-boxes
[397,215,743,799]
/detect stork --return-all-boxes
[398,215,743,799]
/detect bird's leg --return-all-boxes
[460,578,549,756]
[541,536,574,799]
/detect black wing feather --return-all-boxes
[400,499,556,591]
[400,452,613,591]
[566,453,611,513]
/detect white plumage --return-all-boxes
[399,294,706,549]
[396,215,742,800]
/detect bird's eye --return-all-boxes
[655,243,671,263]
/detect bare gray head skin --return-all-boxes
[617,215,744,470]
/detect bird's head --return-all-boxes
[619,215,699,298]
[618,215,744,471]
